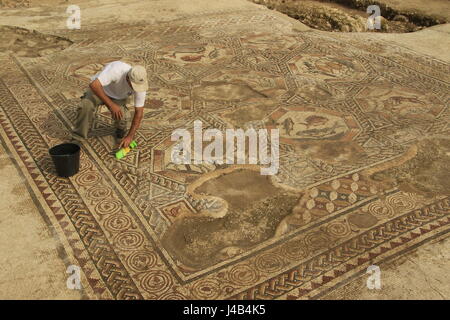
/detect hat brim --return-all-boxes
[130,79,148,92]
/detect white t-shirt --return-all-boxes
[91,61,146,108]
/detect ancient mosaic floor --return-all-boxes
[0,8,449,299]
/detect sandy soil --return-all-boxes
[0,143,84,299]
[321,236,450,300]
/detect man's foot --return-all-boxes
[115,128,127,139]
[71,131,85,142]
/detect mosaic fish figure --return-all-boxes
[387,96,425,106]
[333,58,355,69]
[303,61,315,71]
[172,45,206,58]
[296,122,342,138]
[209,49,219,59]
[300,115,329,129]
[181,55,204,62]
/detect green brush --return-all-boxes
[115,140,137,159]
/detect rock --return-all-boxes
[393,14,409,23]
[340,25,350,32]
[380,16,390,32]
[218,246,244,259]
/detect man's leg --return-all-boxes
[113,98,130,138]
[73,90,101,138]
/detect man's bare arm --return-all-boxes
[119,107,143,148]
[89,79,123,120]
[127,107,144,138]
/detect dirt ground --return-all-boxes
[250,0,449,32]
[0,0,449,300]
[349,0,450,20]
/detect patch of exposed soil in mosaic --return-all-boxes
[304,140,367,164]
[250,0,446,32]
[162,169,299,270]
[223,102,278,127]
[193,81,268,102]
[0,25,72,57]
[371,138,450,197]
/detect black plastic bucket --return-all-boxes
[49,143,80,178]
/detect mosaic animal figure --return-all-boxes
[300,115,329,129]
[296,121,344,139]
[172,45,206,58]
[282,117,295,135]
[181,55,205,62]
[386,96,425,107]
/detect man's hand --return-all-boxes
[119,135,133,149]
[108,103,123,121]
[120,107,143,149]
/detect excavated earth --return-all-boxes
[250,0,448,32]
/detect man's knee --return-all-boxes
[123,107,131,120]
[78,97,95,114]
[117,103,130,119]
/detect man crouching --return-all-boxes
[73,61,147,149]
